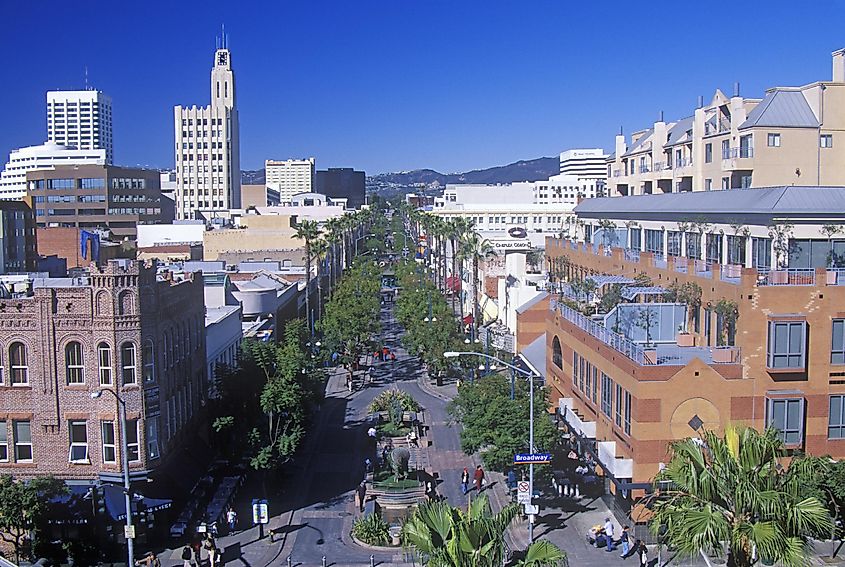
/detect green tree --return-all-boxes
[459,232,496,332]
[448,372,557,472]
[649,425,831,567]
[403,495,564,567]
[0,474,67,562]
[294,218,321,336]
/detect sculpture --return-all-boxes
[391,446,411,480]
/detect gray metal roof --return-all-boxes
[622,128,654,157]
[663,116,694,148]
[739,89,819,129]
[515,291,548,314]
[587,275,636,287]
[621,286,667,300]
[518,333,547,378]
[575,186,845,224]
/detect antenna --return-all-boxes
[84,66,89,90]
[222,23,226,49]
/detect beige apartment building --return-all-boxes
[607,48,845,196]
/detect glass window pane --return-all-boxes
[774,324,788,353]
[789,323,803,354]
[0,422,6,443]
[834,321,844,352]
[771,400,786,430]
[15,421,30,443]
[831,396,843,428]
[786,399,800,430]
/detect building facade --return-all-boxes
[315,167,365,209]
[544,186,845,516]
[0,143,107,201]
[265,158,315,203]
[26,164,169,239]
[560,148,608,179]
[0,260,206,482]
[607,49,845,197]
[47,90,113,164]
[174,46,241,220]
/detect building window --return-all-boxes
[829,395,845,439]
[13,420,32,462]
[601,373,613,417]
[552,337,562,369]
[821,134,833,148]
[704,143,712,163]
[143,340,155,382]
[0,422,6,461]
[614,383,623,427]
[833,320,845,365]
[721,139,730,159]
[65,341,85,385]
[67,421,89,463]
[767,321,807,369]
[766,398,804,445]
[9,342,28,385]
[572,352,579,387]
[147,418,159,460]
[704,178,712,191]
[98,343,112,385]
[126,419,140,462]
[752,237,772,269]
[721,177,730,190]
[591,366,598,405]
[101,421,116,463]
[624,390,632,435]
[121,343,137,384]
[767,133,781,147]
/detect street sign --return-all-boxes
[524,504,539,515]
[252,499,269,525]
[517,481,531,505]
[124,525,136,539]
[514,453,552,465]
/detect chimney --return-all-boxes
[733,82,740,97]
[658,110,664,123]
[697,95,704,108]
[833,49,845,83]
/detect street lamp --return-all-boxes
[443,351,539,542]
[90,389,134,566]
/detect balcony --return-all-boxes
[624,248,640,262]
[639,165,651,174]
[552,300,740,366]
[673,158,693,170]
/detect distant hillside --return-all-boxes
[242,156,561,196]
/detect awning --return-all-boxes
[446,276,462,292]
[48,485,93,525]
[104,484,172,521]
[462,314,474,325]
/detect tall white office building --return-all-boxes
[46,90,113,164]
[173,44,241,220]
[0,142,107,200]
[559,148,607,178]
[265,158,315,203]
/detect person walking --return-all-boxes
[460,467,470,495]
[473,465,485,492]
[226,507,237,534]
[604,517,616,552]
[181,545,194,567]
[638,540,649,566]
[356,482,367,512]
[619,525,630,558]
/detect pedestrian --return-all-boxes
[604,517,616,552]
[382,346,389,361]
[208,544,219,567]
[390,352,396,365]
[473,465,485,492]
[226,507,237,534]
[461,467,470,495]
[357,482,367,512]
[135,551,160,567]
[181,545,194,567]
[619,525,630,558]
[638,541,649,566]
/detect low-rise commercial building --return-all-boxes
[0,201,38,273]
[545,186,845,516]
[607,48,845,196]
[0,143,107,200]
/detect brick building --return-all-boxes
[545,186,845,517]
[0,259,206,483]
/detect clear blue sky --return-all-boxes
[2,0,845,174]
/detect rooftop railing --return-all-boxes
[757,268,816,286]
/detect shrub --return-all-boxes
[352,512,391,546]
[367,388,421,414]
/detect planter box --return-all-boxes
[827,270,839,285]
[712,348,735,363]
[677,333,695,347]
[643,349,657,364]
[770,270,788,284]
[725,264,742,278]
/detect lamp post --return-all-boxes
[90,389,134,566]
[444,351,537,543]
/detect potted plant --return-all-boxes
[677,327,695,347]
[822,223,844,284]
[767,222,794,284]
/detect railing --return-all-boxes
[725,147,754,159]
[613,170,622,178]
[652,161,672,172]
[694,260,712,276]
[639,165,651,173]
[624,248,640,262]
[674,158,693,168]
[555,301,649,365]
[827,268,845,285]
[757,268,816,286]
[649,251,666,269]
[673,258,688,273]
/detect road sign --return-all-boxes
[517,481,531,505]
[514,453,552,465]
[524,504,539,515]
[124,525,136,539]
[252,499,269,525]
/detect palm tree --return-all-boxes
[403,495,565,567]
[310,238,329,324]
[293,219,320,336]
[448,217,474,314]
[649,425,831,567]
[460,232,496,335]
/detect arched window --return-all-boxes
[98,342,112,386]
[118,290,134,316]
[65,341,85,384]
[143,340,155,383]
[9,342,28,385]
[552,336,563,369]
[121,342,137,385]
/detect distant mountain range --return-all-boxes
[240,156,561,196]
